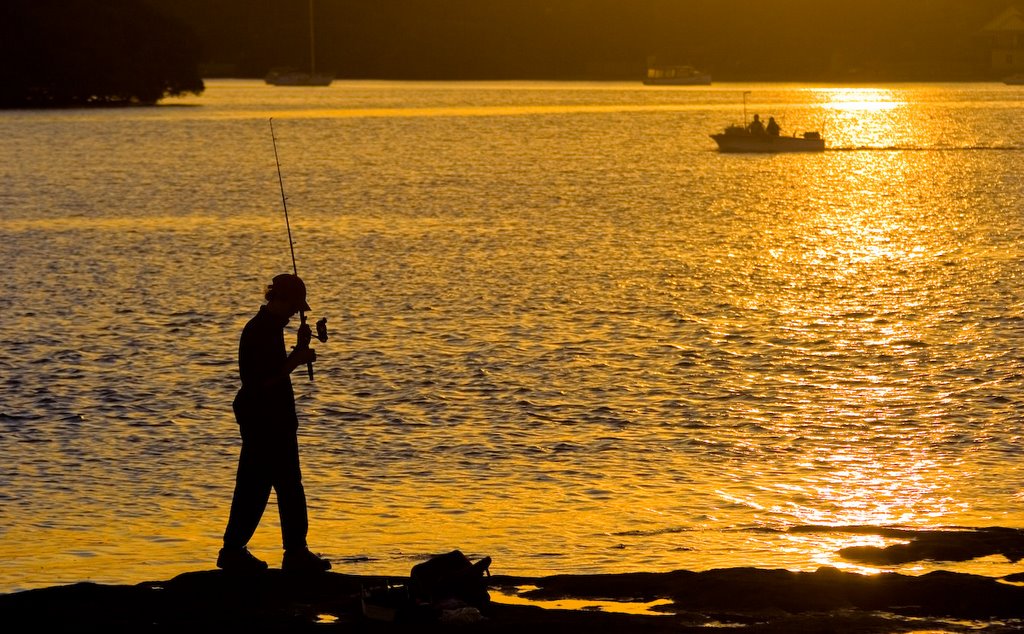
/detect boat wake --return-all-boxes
[827,145,1024,152]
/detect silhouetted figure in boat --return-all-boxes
[218,274,331,574]
[766,116,781,137]
[748,113,766,136]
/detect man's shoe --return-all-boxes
[282,548,332,573]
[217,547,268,573]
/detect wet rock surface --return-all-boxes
[3,564,1024,633]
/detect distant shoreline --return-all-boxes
[201,76,1018,84]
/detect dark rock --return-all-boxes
[2,566,1024,633]
[822,526,1024,565]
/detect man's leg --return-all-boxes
[272,432,308,552]
[274,433,330,572]
[223,434,273,551]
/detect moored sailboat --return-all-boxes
[266,0,334,87]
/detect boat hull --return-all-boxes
[710,133,825,153]
[644,65,711,86]
[265,72,334,87]
[643,76,711,86]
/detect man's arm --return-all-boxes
[240,326,316,390]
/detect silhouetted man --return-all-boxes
[218,273,331,574]
[766,116,780,136]
[747,114,766,135]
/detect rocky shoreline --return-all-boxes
[3,565,1024,633]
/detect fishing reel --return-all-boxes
[315,317,328,343]
[296,316,327,382]
[297,315,328,348]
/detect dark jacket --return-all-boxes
[232,306,298,431]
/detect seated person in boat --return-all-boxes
[747,114,766,135]
[766,116,780,136]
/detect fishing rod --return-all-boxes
[270,118,327,381]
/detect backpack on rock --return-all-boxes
[410,550,492,611]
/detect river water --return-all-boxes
[1,80,1023,593]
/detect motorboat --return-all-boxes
[710,124,825,153]
[643,65,711,86]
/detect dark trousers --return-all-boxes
[223,424,308,552]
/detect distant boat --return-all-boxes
[710,125,826,153]
[1004,74,1024,85]
[710,91,824,153]
[265,68,334,87]
[643,64,711,86]
[266,0,334,87]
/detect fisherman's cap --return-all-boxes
[271,273,311,312]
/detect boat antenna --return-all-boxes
[308,0,317,78]
[743,91,750,125]
[270,117,315,381]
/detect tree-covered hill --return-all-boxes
[146,0,1020,81]
[1,0,204,108]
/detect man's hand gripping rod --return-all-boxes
[270,118,327,379]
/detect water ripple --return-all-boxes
[2,82,1024,590]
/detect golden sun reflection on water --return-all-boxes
[492,587,674,616]
[731,111,993,561]
[816,87,903,112]
[221,104,708,121]
[4,82,1024,592]
[810,87,906,148]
